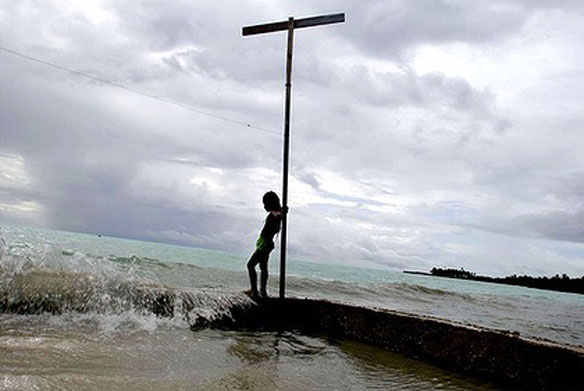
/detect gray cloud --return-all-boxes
[500,209,584,244]
[337,0,584,60]
[340,0,526,59]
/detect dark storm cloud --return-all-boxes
[47,188,247,249]
[0,71,279,241]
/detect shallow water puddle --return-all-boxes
[0,315,497,390]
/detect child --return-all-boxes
[246,191,282,298]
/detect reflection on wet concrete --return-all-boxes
[198,330,497,391]
[222,297,584,390]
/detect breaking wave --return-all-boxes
[0,235,255,332]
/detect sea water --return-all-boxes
[1,224,582,390]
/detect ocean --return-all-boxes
[0,224,582,390]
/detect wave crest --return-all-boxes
[0,235,254,332]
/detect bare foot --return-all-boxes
[244,289,259,299]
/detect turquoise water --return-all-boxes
[2,224,583,346]
[1,226,584,345]
[0,224,582,390]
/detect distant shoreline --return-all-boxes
[403,268,584,295]
[403,270,432,276]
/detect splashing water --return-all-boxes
[0,229,257,334]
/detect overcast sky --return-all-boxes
[1,0,583,276]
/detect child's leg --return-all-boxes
[247,251,262,294]
[259,253,270,297]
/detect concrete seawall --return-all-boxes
[221,297,584,391]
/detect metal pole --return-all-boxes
[280,17,294,299]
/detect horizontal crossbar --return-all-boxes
[242,13,345,36]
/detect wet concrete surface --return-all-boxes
[219,297,584,391]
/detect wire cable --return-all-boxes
[0,45,281,136]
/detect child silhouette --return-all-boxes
[246,191,282,298]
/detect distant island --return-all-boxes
[404,268,584,295]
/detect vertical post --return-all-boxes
[280,17,294,299]
[243,13,344,300]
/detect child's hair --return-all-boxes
[263,191,281,211]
